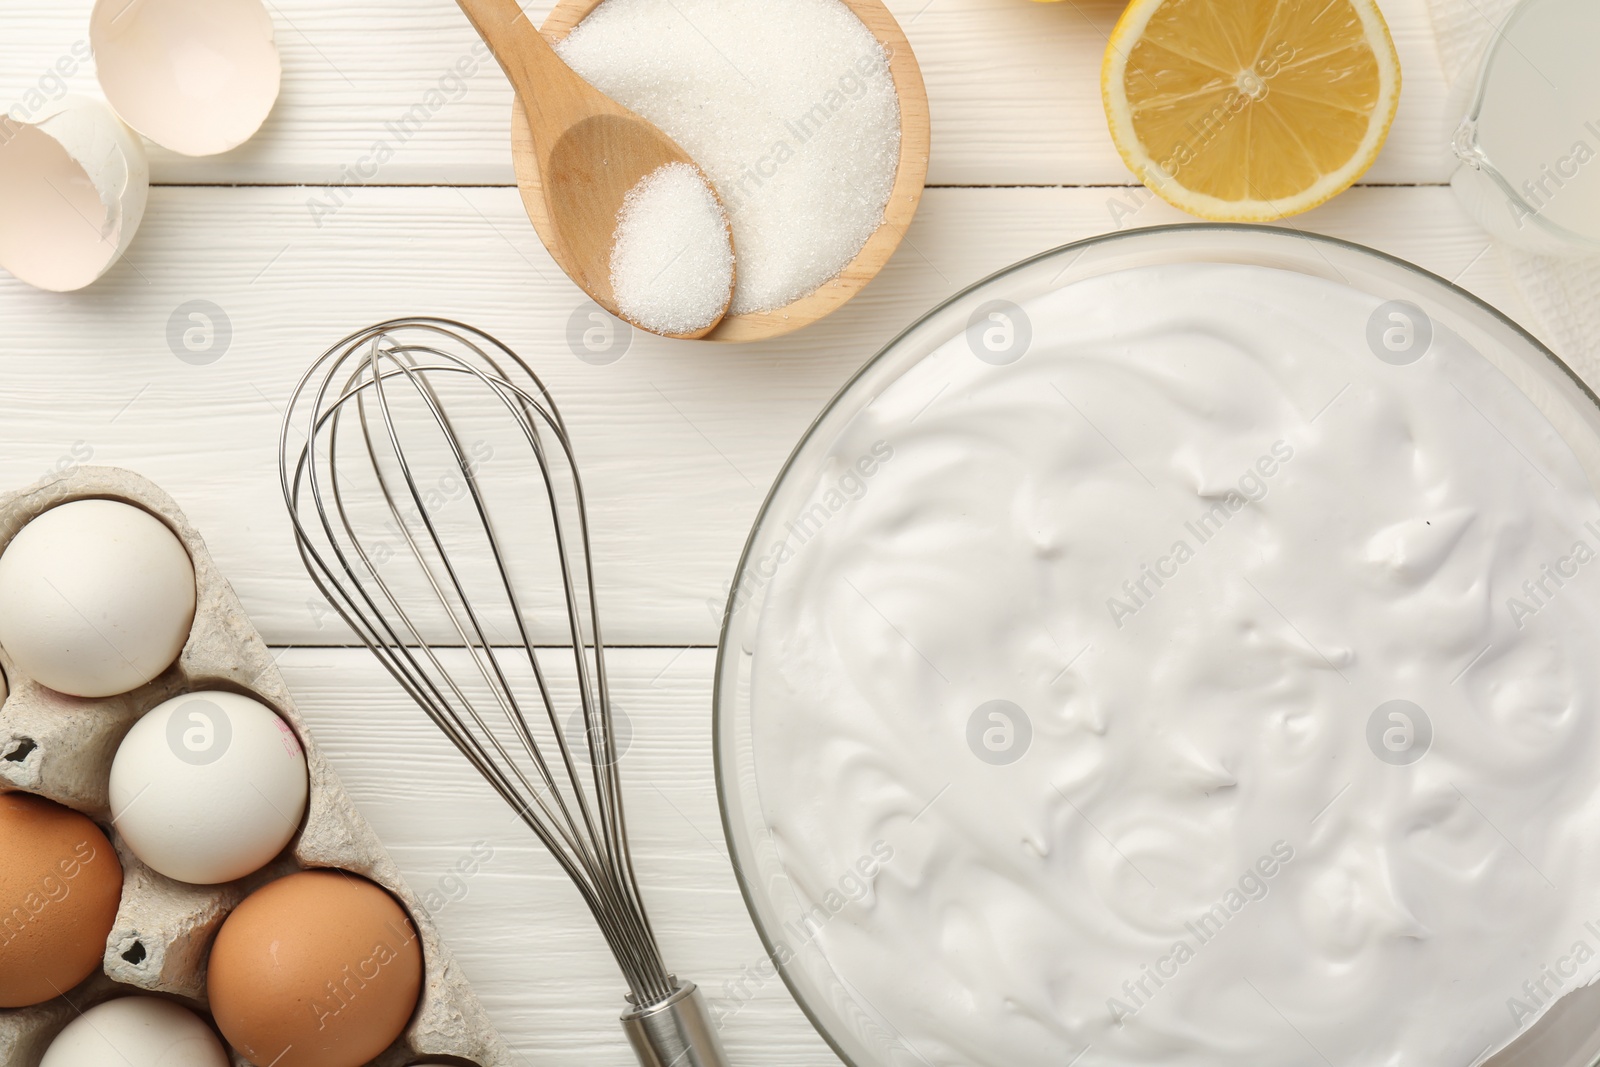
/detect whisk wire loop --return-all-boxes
[280,318,674,1007]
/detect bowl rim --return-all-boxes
[711,220,1595,1067]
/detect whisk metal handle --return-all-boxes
[621,981,731,1067]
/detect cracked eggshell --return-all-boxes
[91,0,281,157]
[0,95,148,292]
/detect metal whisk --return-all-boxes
[278,318,730,1067]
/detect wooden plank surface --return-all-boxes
[0,1,1559,1064]
[0,0,1457,187]
[0,185,1530,647]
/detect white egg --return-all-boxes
[41,996,228,1067]
[0,95,148,292]
[91,0,281,157]
[111,690,308,885]
[0,500,196,698]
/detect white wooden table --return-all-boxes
[0,2,1547,1064]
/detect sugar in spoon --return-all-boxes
[456,0,735,339]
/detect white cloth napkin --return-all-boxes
[1427,0,1516,83]
[1426,0,1600,383]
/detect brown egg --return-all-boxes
[0,791,123,1007]
[208,869,423,1067]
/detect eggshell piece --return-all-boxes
[209,870,424,1067]
[0,95,148,292]
[110,690,309,885]
[39,995,229,1067]
[0,792,123,1008]
[91,0,281,157]
[0,499,197,699]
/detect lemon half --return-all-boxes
[1103,0,1401,221]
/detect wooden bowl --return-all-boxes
[511,0,931,344]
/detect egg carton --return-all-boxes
[0,465,514,1067]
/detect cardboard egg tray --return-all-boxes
[0,466,513,1067]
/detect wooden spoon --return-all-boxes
[455,0,734,340]
[514,0,930,344]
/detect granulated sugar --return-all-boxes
[559,0,901,317]
[609,162,734,336]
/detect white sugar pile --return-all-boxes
[559,0,901,317]
[610,162,734,335]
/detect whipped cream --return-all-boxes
[746,262,1600,1067]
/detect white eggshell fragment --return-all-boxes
[40,996,229,1067]
[110,690,309,885]
[0,95,148,292]
[91,0,281,157]
[0,499,196,698]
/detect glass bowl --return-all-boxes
[713,223,1600,1067]
[1449,0,1600,255]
